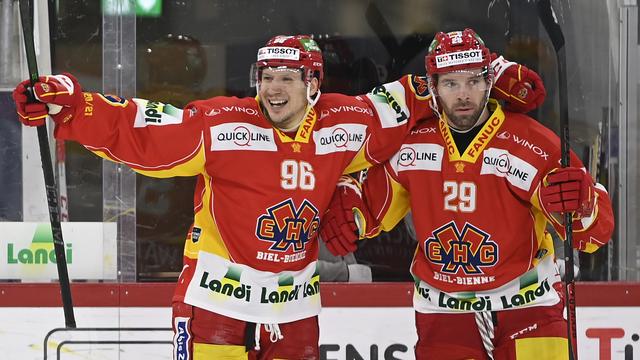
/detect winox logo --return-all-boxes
[206,106,259,117]
[256,199,320,252]
[496,131,549,160]
[424,221,497,274]
[6,223,73,265]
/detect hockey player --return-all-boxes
[320,29,614,360]
[13,34,546,359]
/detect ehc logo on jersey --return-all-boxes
[256,199,320,252]
[424,221,498,274]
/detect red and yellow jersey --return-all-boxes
[358,100,614,313]
[53,75,434,322]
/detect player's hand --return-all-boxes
[540,167,595,218]
[491,53,546,113]
[12,73,84,126]
[320,176,364,256]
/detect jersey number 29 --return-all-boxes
[443,181,476,212]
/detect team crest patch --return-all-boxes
[410,76,430,98]
[256,199,320,252]
[424,221,498,274]
[99,93,128,107]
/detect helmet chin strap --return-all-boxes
[306,82,321,107]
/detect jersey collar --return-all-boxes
[438,99,505,163]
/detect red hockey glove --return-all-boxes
[491,54,546,113]
[540,167,595,218]
[320,176,365,256]
[12,73,84,127]
[12,81,48,126]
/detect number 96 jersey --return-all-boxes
[52,75,432,323]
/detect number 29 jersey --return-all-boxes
[358,100,614,313]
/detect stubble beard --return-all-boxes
[445,102,484,131]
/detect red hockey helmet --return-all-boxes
[425,28,492,77]
[252,35,324,88]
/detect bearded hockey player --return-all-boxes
[320,29,614,360]
[13,33,546,359]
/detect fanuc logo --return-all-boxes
[6,224,72,265]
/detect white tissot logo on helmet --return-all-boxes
[210,123,277,152]
[436,49,483,68]
[313,124,367,155]
[257,47,301,61]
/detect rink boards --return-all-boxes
[0,282,638,360]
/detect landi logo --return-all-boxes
[6,224,72,265]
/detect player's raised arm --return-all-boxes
[13,73,206,178]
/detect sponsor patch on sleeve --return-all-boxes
[366,81,410,128]
[132,99,184,128]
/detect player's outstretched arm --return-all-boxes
[12,73,206,178]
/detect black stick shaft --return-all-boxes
[537,0,576,358]
[19,0,76,328]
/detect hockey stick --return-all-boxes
[19,0,76,328]
[536,0,576,359]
